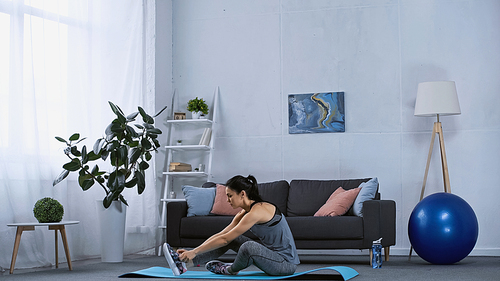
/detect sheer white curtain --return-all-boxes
[0,0,158,269]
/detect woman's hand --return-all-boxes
[177,249,196,263]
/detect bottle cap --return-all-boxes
[373,237,383,244]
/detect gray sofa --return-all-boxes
[167,178,396,262]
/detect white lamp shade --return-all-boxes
[414,81,461,117]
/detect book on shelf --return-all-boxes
[169,162,192,172]
[170,162,189,166]
[198,128,208,145]
[198,128,212,146]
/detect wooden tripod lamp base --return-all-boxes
[419,121,451,200]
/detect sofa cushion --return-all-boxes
[351,177,379,217]
[287,216,364,239]
[257,180,289,216]
[202,182,217,188]
[211,184,242,215]
[180,216,364,241]
[180,216,233,238]
[287,178,372,217]
[314,187,361,217]
[182,185,216,217]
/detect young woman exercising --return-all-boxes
[165,175,300,276]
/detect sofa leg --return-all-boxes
[384,246,390,261]
[369,248,373,266]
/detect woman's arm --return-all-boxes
[177,210,246,261]
[195,210,245,247]
[217,210,246,235]
[178,210,262,262]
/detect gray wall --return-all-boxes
[159,0,500,255]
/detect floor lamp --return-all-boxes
[414,81,461,198]
[409,81,461,259]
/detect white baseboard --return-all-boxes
[296,248,500,257]
[468,248,500,256]
[392,247,500,257]
[297,249,369,255]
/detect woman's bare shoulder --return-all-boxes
[248,202,275,223]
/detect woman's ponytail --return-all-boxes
[225,174,263,202]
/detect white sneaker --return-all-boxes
[163,243,187,276]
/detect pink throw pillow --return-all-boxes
[314,187,361,217]
[211,184,242,215]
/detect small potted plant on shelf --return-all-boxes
[187,97,209,119]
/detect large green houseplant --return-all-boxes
[53,101,167,208]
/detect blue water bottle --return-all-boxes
[372,238,383,268]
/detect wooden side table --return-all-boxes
[7,221,79,274]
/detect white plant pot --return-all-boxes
[191,111,201,119]
[96,200,127,263]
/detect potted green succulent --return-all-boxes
[53,101,167,208]
[33,197,64,223]
[187,97,209,119]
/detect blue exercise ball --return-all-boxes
[408,192,478,264]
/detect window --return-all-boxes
[0,11,10,147]
[0,0,80,150]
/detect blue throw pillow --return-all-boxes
[352,177,379,217]
[182,185,216,217]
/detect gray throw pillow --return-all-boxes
[352,177,379,217]
[182,185,216,217]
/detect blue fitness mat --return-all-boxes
[119,266,358,280]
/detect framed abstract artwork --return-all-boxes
[288,92,345,134]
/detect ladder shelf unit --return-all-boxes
[158,87,219,252]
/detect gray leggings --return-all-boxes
[193,236,297,276]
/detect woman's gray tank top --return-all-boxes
[248,202,300,265]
